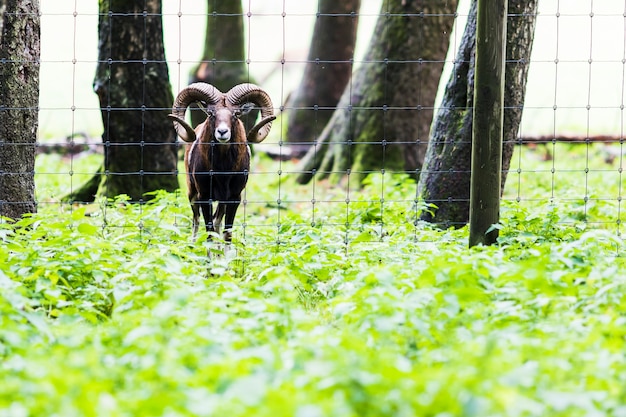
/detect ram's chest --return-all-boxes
[186,141,251,199]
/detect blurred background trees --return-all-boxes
[2,0,539,230]
[70,0,179,203]
[296,0,458,188]
[282,0,361,158]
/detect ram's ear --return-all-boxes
[240,102,256,115]
[197,101,216,118]
[233,103,255,119]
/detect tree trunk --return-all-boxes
[284,0,360,157]
[0,0,40,220]
[296,0,457,188]
[188,0,257,131]
[417,0,538,227]
[70,0,179,203]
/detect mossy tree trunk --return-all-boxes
[0,0,39,220]
[188,0,257,130]
[296,0,457,188]
[70,0,179,203]
[417,0,538,227]
[284,0,360,158]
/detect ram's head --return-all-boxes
[168,82,275,144]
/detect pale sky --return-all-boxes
[38,0,625,139]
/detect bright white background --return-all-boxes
[39,0,625,140]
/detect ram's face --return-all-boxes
[211,108,237,143]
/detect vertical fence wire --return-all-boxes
[618,0,625,238]
[550,0,560,204]
[584,0,593,223]
[69,0,78,215]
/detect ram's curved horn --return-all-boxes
[226,83,275,143]
[170,83,222,142]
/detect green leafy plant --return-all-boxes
[0,144,624,416]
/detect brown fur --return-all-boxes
[184,105,251,244]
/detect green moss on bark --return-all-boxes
[72,0,179,203]
[417,0,538,227]
[296,0,457,187]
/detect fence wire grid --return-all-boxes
[10,0,626,246]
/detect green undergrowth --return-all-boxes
[1,146,625,416]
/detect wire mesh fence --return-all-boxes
[8,0,626,246]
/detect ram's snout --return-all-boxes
[211,108,233,143]
[214,125,231,142]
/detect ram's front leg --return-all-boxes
[199,198,215,236]
[222,198,241,245]
[213,203,225,237]
[190,202,201,240]
[188,179,201,240]
[213,202,232,255]
[198,198,217,259]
